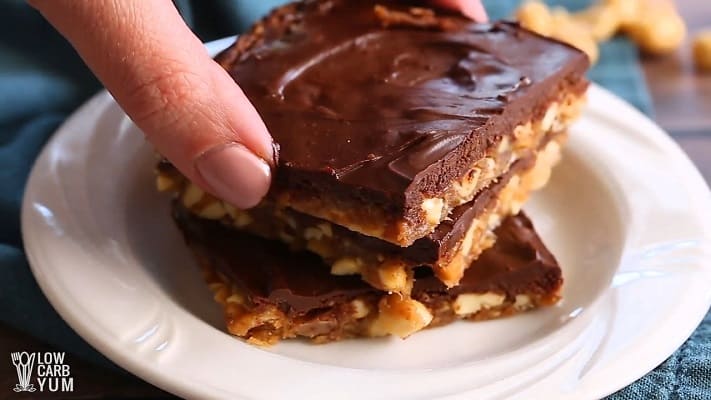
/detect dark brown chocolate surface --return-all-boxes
[174,204,562,316]
[216,0,589,213]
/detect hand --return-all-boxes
[29,1,487,209]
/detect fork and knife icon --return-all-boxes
[10,352,37,392]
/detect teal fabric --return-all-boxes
[0,0,707,397]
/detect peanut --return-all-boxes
[572,4,621,42]
[369,295,433,338]
[693,30,711,72]
[453,292,506,316]
[625,8,686,55]
[516,1,554,37]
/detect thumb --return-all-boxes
[29,0,273,209]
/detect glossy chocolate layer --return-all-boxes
[216,0,589,213]
[174,204,562,316]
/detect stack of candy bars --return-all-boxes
[157,0,590,345]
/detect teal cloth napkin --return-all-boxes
[0,0,707,397]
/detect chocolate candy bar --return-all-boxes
[174,205,563,345]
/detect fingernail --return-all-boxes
[463,2,488,22]
[196,143,271,209]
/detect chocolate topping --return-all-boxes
[413,211,562,296]
[175,204,371,314]
[174,204,562,316]
[281,153,535,264]
[216,0,589,213]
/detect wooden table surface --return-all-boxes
[643,0,711,181]
[2,1,709,399]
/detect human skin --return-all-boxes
[28,0,487,209]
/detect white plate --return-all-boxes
[22,37,711,400]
